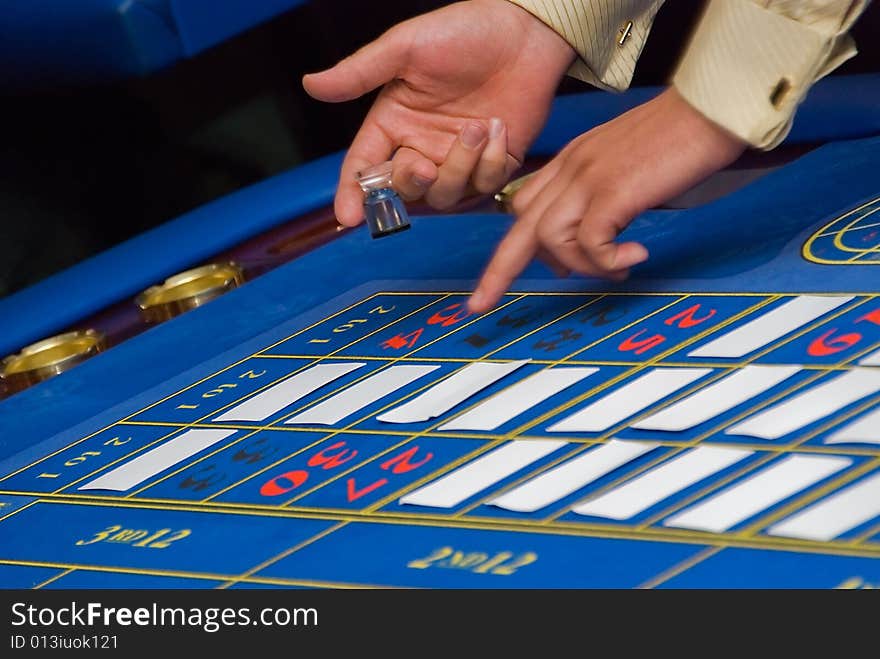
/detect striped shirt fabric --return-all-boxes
[508,0,871,148]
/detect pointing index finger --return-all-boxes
[468,218,540,314]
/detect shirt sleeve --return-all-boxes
[672,0,871,150]
[505,0,666,91]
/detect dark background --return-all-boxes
[1,0,877,298]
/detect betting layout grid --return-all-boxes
[0,289,879,589]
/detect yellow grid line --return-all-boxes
[636,547,723,589]
[218,521,349,589]
[851,519,880,545]
[106,421,880,456]
[832,206,880,254]
[0,559,390,590]
[32,568,75,589]
[6,454,879,543]
[9,497,880,559]
[0,499,40,524]
[248,355,878,371]
[815,219,880,239]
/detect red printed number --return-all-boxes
[260,441,358,497]
[307,442,358,470]
[857,308,880,326]
[260,470,308,497]
[805,307,880,356]
[808,329,862,357]
[664,304,717,329]
[346,446,434,502]
[380,446,434,474]
[346,478,387,502]
[619,330,666,355]
[381,328,424,350]
[427,304,471,327]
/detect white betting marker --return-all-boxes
[79,428,237,492]
[376,360,530,424]
[688,295,853,358]
[860,348,880,366]
[284,364,440,426]
[824,407,880,445]
[212,362,364,422]
[398,440,567,509]
[572,446,753,520]
[546,368,712,433]
[488,439,658,513]
[767,472,880,542]
[438,368,598,432]
[633,365,802,432]
[725,368,880,440]
[663,454,851,534]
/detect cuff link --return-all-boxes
[770,77,794,110]
[617,21,633,46]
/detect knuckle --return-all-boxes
[398,188,422,202]
[593,186,633,219]
[472,173,502,194]
[576,235,614,274]
[510,192,530,216]
[577,231,598,265]
[469,172,491,194]
[443,156,474,178]
[535,218,557,245]
[472,179,494,195]
[426,192,457,211]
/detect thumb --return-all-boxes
[576,197,649,276]
[302,31,406,103]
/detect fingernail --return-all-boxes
[621,243,650,269]
[489,117,504,139]
[461,123,487,149]
[412,174,433,190]
[468,290,485,312]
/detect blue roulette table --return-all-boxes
[1,74,880,589]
